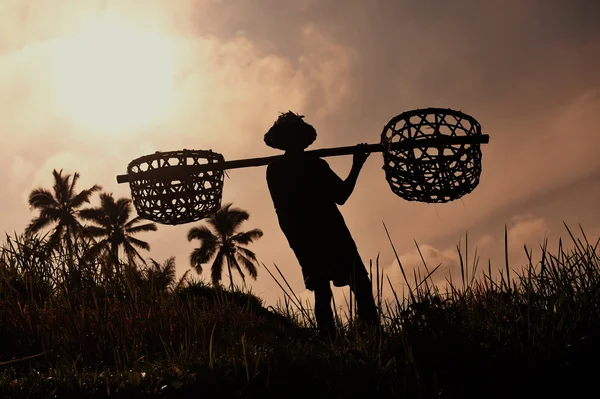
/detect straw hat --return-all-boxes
[264,111,317,151]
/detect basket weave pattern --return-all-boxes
[127,150,225,225]
[381,108,483,203]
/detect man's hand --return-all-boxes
[352,143,370,169]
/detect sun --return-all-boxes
[52,15,176,134]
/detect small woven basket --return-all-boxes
[381,108,483,203]
[127,149,225,225]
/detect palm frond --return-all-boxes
[79,208,109,225]
[147,257,161,270]
[187,226,219,260]
[126,236,151,252]
[189,249,204,275]
[99,193,118,220]
[52,169,70,204]
[231,228,264,245]
[126,222,157,235]
[237,253,258,279]
[67,171,80,200]
[124,215,149,229]
[62,212,81,231]
[46,225,65,251]
[189,243,218,270]
[205,203,240,239]
[123,241,145,265]
[28,188,58,209]
[25,215,55,236]
[229,254,245,282]
[237,246,258,262]
[70,184,102,208]
[40,207,66,220]
[82,225,109,239]
[187,225,218,242]
[227,208,250,234]
[115,198,132,226]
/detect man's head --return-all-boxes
[264,111,317,151]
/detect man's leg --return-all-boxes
[312,280,336,337]
[349,263,379,326]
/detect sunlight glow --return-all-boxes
[52,15,177,134]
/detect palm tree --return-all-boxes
[25,169,101,250]
[187,203,263,290]
[145,257,190,293]
[79,193,157,277]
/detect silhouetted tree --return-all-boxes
[187,203,262,290]
[25,169,101,251]
[79,193,157,278]
[145,257,190,293]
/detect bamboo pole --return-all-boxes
[116,134,489,184]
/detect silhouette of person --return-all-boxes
[264,111,379,337]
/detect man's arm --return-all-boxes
[334,143,370,205]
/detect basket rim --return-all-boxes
[382,108,481,137]
[127,149,225,171]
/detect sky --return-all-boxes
[1,0,600,308]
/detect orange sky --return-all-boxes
[2,0,600,308]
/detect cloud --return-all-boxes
[27,152,113,192]
[0,40,67,150]
[476,234,495,249]
[297,24,355,118]
[507,215,548,253]
[8,156,35,192]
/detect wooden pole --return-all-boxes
[116,134,489,184]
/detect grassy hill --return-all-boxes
[1,229,599,398]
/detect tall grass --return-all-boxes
[1,225,599,398]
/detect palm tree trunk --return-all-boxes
[226,258,234,291]
[111,242,120,279]
[66,228,77,283]
[64,226,76,285]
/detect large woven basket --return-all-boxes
[127,149,225,225]
[381,108,483,203]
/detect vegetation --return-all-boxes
[1,170,598,398]
[25,169,100,251]
[187,203,263,290]
[79,192,157,278]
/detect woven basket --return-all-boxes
[381,108,483,203]
[127,149,225,225]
